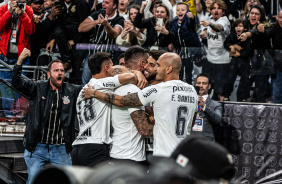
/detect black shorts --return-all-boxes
[71,143,110,167]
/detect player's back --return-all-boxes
[140,80,198,157]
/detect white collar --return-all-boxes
[108,10,117,20]
[202,95,208,102]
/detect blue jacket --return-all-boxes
[171,14,201,48]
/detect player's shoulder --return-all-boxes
[115,84,140,95]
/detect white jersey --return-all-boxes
[72,76,121,146]
[137,80,198,157]
[207,16,231,64]
[110,84,146,161]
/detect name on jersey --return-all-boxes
[103,82,116,88]
[171,94,195,103]
[143,88,157,98]
[173,86,193,93]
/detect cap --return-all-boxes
[170,136,235,180]
[31,0,44,4]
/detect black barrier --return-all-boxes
[216,102,282,184]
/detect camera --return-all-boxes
[54,1,62,6]
[99,9,106,17]
[17,1,25,9]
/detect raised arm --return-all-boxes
[195,0,203,13]
[12,48,37,97]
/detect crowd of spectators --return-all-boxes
[1,0,282,105]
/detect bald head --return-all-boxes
[159,53,182,75]
[155,53,182,82]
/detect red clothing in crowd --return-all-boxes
[0,4,35,56]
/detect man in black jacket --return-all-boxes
[12,48,82,184]
[51,0,90,82]
[29,0,61,65]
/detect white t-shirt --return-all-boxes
[137,80,198,157]
[207,16,231,64]
[72,76,121,146]
[110,84,146,161]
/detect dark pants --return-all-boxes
[71,143,110,167]
[253,75,270,103]
[179,58,193,84]
[202,60,230,95]
[223,57,250,101]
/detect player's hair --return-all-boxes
[118,53,125,61]
[47,59,64,72]
[148,50,167,61]
[124,47,147,65]
[88,52,112,75]
[196,73,211,84]
[113,0,118,8]
[210,0,227,13]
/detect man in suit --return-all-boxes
[191,73,222,141]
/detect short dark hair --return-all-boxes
[124,47,147,65]
[232,18,248,29]
[88,52,112,75]
[47,59,64,72]
[176,2,188,11]
[118,52,125,61]
[113,0,118,8]
[196,73,210,84]
[148,50,167,61]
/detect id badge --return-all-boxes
[11,30,17,43]
[192,118,203,131]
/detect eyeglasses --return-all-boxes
[248,0,256,2]
[250,12,261,16]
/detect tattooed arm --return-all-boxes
[108,65,148,89]
[82,86,143,107]
[200,20,224,32]
[209,22,224,32]
[130,110,154,136]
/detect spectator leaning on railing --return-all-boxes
[78,0,124,85]
[29,0,60,66]
[199,0,231,101]
[47,0,90,83]
[0,0,35,118]
[239,5,274,103]
[171,2,201,84]
[223,18,253,102]
[134,2,175,50]
[116,5,146,47]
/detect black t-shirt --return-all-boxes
[89,10,124,45]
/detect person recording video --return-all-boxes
[0,0,35,119]
[191,73,222,141]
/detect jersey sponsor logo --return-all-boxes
[172,86,193,93]
[207,33,218,40]
[103,82,116,88]
[62,96,70,104]
[143,88,157,98]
